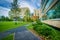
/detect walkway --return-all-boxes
[0,26,40,40]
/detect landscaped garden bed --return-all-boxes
[32,19,60,40]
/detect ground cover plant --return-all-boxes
[32,19,60,40]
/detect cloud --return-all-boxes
[25,0,40,9]
[18,0,40,12]
[0,0,41,16]
[0,0,11,9]
[18,1,34,13]
[0,0,40,9]
[0,6,10,17]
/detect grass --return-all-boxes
[0,21,29,32]
[0,21,29,40]
[2,24,33,40]
[2,34,14,40]
[26,24,33,30]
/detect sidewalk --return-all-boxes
[0,26,40,40]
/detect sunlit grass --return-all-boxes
[0,21,29,32]
[2,33,14,40]
[26,24,33,30]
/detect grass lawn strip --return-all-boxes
[2,33,14,40]
[0,21,29,32]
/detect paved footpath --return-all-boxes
[0,26,40,40]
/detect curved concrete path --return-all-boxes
[14,27,40,40]
[0,26,40,40]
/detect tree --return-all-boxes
[9,0,21,21]
[0,16,12,21]
[24,9,30,22]
[0,16,5,21]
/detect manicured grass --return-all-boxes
[2,34,14,40]
[2,23,33,40]
[0,21,29,32]
[26,24,33,30]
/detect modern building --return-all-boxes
[39,0,60,28]
[34,9,40,16]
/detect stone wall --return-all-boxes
[42,20,60,28]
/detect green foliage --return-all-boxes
[9,0,21,20]
[26,24,33,30]
[36,19,43,25]
[2,34,13,40]
[24,8,31,22]
[0,16,12,21]
[33,20,60,40]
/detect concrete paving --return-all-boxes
[14,31,40,40]
[0,26,40,40]
[0,26,27,39]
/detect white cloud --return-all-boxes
[0,6,10,17]
[18,1,34,13]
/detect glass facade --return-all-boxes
[45,0,53,9]
[46,1,60,19]
[42,0,60,20]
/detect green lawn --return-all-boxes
[0,21,29,32]
[0,21,29,40]
[2,23,33,40]
[26,24,33,30]
[2,34,14,40]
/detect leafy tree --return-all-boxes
[9,0,21,21]
[0,16,12,21]
[24,8,30,21]
[0,16,5,21]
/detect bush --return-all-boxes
[32,19,60,40]
[36,19,43,25]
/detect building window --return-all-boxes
[46,1,60,19]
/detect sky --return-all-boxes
[0,0,41,17]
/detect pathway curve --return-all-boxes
[0,26,27,39]
[0,24,40,40]
[14,27,40,40]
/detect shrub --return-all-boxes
[32,19,60,40]
[36,19,43,25]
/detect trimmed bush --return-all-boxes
[32,19,60,40]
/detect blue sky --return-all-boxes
[0,0,40,17]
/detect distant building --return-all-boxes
[34,9,40,16]
[31,9,40,21]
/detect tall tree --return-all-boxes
[9,0,21,20]
[24,9,30,21]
